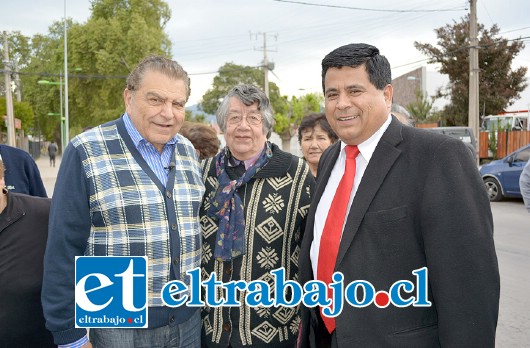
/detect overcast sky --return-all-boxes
[3,0,530,110]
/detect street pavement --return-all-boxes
[34,154,529,346]
[491,199,530,348]
[35,153,61,197]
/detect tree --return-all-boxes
[19,0,172,142]
[0,31,31,99]
[0,97,35,134]
[275,93,323,151]
[414,15,527,126]
[199,62,284,115]
[185,110,206,123]
[66,0,172,129]
[16,24,70,142]
[406,89,433,123]
[0,31,31,69]
[0,32,35,135]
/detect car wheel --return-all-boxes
[484,177,503,202]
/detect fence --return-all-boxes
[479,130,530,159]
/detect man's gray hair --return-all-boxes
[126,55,191,101]
[216,84,275,138]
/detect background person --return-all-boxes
[298,112,338,177]
[48,140,58,167]
[298,43,499,347]
[200,84,315,348]
[0,144,47,197]
[0,160,55,347]
[391,103,414,126]
[41,56,204,348]
[520,160,530,212]
[179,121,220,160]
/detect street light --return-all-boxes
[38,77,65,153]
[38,66,81,153]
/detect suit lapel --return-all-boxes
[335,118,404,269]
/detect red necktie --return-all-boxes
[317,145,360,333]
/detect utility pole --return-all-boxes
[263,32,269,98]
[13,62,22,102]
[64,0,70,147]
[252,32,276,98]
[468,0,480,164]
[2,31,16,147]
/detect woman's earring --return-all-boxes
[2,186,8,195]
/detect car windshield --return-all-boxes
[459,136,472,144]
[482,117,513,131]
[443,131,472,144]
[482,115,529,131]
[515,117,527,130]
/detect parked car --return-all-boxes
[479,143,530,201]
[481,113,530,132]
[426,127,477,159]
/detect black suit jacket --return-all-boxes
[298,118,500,347]
[0,193,55,346]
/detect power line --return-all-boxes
[392,58,430,69]
[500,26,530,35]
[271,0,466,12]
[0,65,267,79]
[0,70,128,79]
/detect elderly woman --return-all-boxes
[298,112,338,177]
[200,84,315,347]
[0,161,54,347]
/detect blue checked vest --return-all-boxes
[72,120,205,306]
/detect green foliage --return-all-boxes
[487,120,510,159]
[185,110,206,123]
[0,31,31,70]
[199,63,271,115]
[488,131,497,159]
[414,15,527,126]
[198,62,308,135]
[273,113,290,137]
[14,0,172,140]
[407,89,433,123]
[66,0,172,132]
[194,114,206,123]
[275,93,323,136]
[13,100,35,132]
[0,98,5,118]
[0,97,35,134]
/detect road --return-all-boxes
[35,155,529,346]
[492,199,530,347]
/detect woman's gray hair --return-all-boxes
[216,84,275,138]
[126,55,191,101]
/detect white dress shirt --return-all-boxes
[310,115,392,278]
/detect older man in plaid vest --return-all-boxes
[42,56,205,348]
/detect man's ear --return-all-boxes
[124,89,132,111]
[384,84,393,107]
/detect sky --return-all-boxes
[3,0,530,111]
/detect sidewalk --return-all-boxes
[35,154,61,197]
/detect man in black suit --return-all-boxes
[298,43,500,347]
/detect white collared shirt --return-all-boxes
[310,114,392,278]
